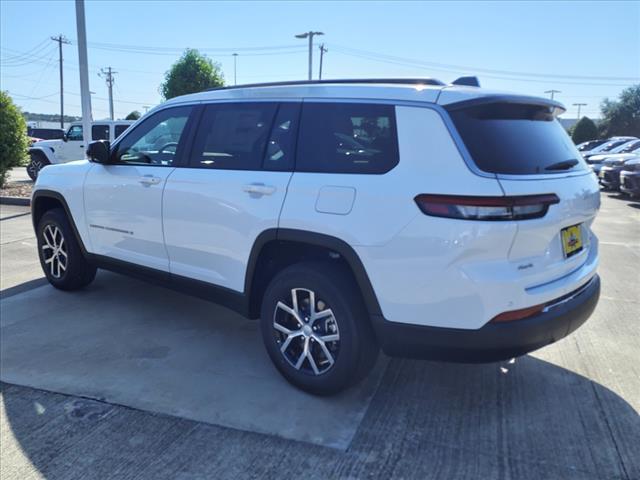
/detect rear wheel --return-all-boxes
[260,261,378,395]
[37,208,96,290]
[26,152,50,181]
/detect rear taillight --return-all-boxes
[414,194,559,221]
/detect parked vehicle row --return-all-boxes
[26,120,133,181]
[598,152,640,195]
[576,137,640,195]
[31,78,601,395]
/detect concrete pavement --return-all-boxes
[1,193,639,479]
[0,204,45,294]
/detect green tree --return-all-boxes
[571,117,599,144]
[598,84,640,137]
[160,49,224,100]
[125,110,141,120]
[0,91,29,187]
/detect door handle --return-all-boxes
[139,175,162,186]
[243,183,276,196]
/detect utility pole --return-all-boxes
[232,53,238,85]
[318,44,328,80]
[75,0,93,149]
[573,103,587,121]
[51,34,70,128]
[295,31,324,80]
[99,67,117,120]
[544,89,561,100]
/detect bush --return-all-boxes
[571,117,599,145]
[125,110,141,120]
[160,49,224,100]
[0,91,29,187]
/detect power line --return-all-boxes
[328,44,639,82]
[51,35,71,128]
[319,44,328,80]
[295,31,324,80]
[99,67,117,120]
[544,89,561,100]
[573,103,588,121]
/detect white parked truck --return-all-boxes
[27,120,133,180]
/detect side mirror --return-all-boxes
[87,140,111,164]
[62,134,68,142]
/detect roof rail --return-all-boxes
[205,78,446,91]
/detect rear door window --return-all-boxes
[190,102,278,170]
[296,102,399,174]
[114,124,129,138]
[449,102,587,175]
[92,124,110,141]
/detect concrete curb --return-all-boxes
[0,196,30,206]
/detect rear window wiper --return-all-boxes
[545,159,579,171]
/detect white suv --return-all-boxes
[27,120,133,180]
[31,79,601,395]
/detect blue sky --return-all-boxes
[1,0,638,120]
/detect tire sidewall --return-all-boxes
[27,153,49,181]
[260,263,369,395]
[37,209,95,290]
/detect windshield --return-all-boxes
[593,140,629,153]
[616,140,640,153]
[449,102,586,175]
[577,139,606,151]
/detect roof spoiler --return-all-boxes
[451,76,481,87]
[444,94,566,116]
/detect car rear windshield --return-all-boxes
[449,102,586,175]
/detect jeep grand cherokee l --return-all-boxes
[31,78,601,395]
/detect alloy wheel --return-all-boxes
[272,288,340,375]
[27,159,42,178]
[41,224,68,278]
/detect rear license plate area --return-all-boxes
[561,224,583,258]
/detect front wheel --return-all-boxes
[260,262,379,395]
[37,208,96,290]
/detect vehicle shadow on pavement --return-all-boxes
[2,354,638,479]
[604,192,640,205]
[0,272,388,451]
[345,354,640,479]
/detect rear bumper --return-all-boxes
[371,274,600,363]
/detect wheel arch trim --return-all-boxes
[31,189,89,256]
[28,147,55,163]
[245,228,382,318]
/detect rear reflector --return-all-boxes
[490,303,545,323]
[414,194,559,221]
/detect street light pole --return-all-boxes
[232,53,238,85]
[544,89,561,100]
[295,31,324,80]
[573,103,587,121]
[51,34,70,129]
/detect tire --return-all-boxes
[37,208,96,291]
[26,152,50,181]
[260,261,379,395]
